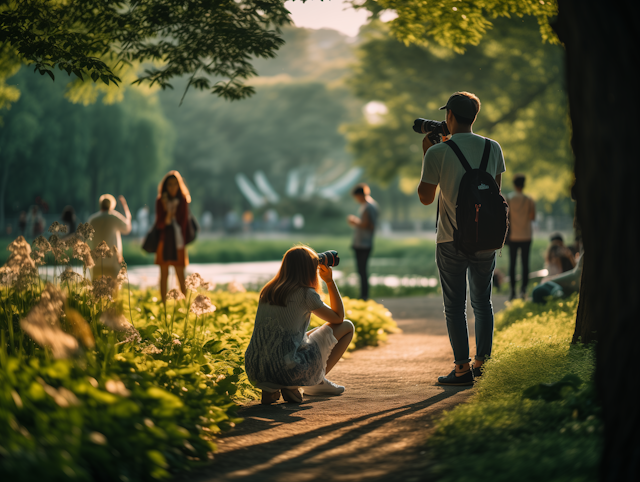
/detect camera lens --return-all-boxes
[318,250,340,267]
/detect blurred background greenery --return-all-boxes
[0,16,574,294]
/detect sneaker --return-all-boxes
[471,366,483,378]
[303,377,345,396]
[437,368,474,386]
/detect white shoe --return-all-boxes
[303,377,345,396]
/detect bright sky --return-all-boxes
[284,0,370,37]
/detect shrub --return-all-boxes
[0,231,399,480]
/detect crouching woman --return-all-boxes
[245,245,354,404]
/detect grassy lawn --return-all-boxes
[428,294,600,482]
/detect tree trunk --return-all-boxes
[555,1,640,480]
[572,254,597,344]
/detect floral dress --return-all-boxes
[244,287,338,390]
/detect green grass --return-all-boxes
[428,294,600,482]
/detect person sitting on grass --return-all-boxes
[244,245,354,404]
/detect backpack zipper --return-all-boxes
[475,204,481,241]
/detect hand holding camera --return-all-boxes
[318,264,334,284]
[412,118,450,145]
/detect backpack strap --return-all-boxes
[446,138,492,172]
[479,138,491,172]
[444,140,472,172]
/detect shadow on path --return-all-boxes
[186,295,508,482]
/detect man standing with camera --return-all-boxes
[417,92,506,386]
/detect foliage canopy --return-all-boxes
[355,0,559,52]
[346,18,571,204]
[0,0,291,101]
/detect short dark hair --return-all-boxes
[550,232,564,243]
[352,183,370,196]
[452,111,475,126]
[513,174,526,189]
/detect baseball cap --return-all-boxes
[439,93,479,119]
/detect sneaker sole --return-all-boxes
[436,380,474,386]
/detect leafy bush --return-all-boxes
[428,294,600,482]
[1,231,399,481]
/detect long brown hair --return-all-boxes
[260,245,322,307]
[157,170,192,203]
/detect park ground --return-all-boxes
[183,294,508,482]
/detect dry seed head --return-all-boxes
[0,266,17,286]
[190,294,216,315]
[116,267,127,288]
[185,273,204,291]
[33,235,52,253]
[166,288,185,301]
[227,280,246,293]
[7,236,31,256]
[92,241,112,259]
[142,344,162,355]
[76,222,95,241]
[92,276,117,300]
[48,221,68,234]
[61,267,83,284]
[20,284,79,359]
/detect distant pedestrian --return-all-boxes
[61,205,77,236]
[27,205,45,238]
[506,174,536,300]
[18,211,27,236]
[347,183,378,300]
[417,91,506,386]
[155,170,192,302]
[88,194,132,280]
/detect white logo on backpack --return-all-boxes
[478,183,490,190]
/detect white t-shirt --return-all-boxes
[421,132,506,243]
[88,210,131,265]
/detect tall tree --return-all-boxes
[553,1,639,480]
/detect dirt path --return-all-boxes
[188,294,508,482]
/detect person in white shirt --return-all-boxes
[418,91,506,386]
[506,174,536,300]
[88,194,132,280]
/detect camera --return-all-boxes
[412,118,450,145]
[318,250,340,267]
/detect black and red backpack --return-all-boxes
[438,138,509,255]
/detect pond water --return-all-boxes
[39,260,439,291]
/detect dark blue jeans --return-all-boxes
[436,242,496,365]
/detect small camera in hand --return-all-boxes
[318,250,340,267]
[412,118,450,145]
